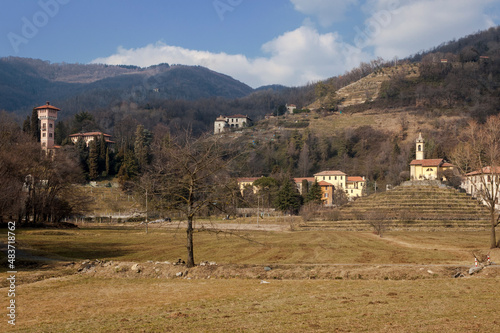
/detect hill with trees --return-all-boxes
[0,57,255,113]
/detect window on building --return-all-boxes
[335,176,337,180]
[49,133,52,138]
[418,145,422,151]
[49,123,52,128]
[42,133,46,137]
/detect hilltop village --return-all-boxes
[28,99,496,215]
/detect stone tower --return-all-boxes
[35,102,60,152]
[415,132,424,160]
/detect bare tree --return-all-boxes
[366,211,391,237]
[143,130,239,267]
[452,115,500,248]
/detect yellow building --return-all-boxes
[346,176,366,199]
[409,133,453,180]
[237,177,261,195]
[314,170,346,206]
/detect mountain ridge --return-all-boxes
[0,57,254,113]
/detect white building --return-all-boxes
[286,104,297,114]
[69,132,115,147]
[214,114,252,134]
[462,166,500,210]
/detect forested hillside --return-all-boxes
[0,58,255,113]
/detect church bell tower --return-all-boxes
[415,132,424,160]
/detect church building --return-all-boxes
[409,133,454,181]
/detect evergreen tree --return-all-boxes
[23,115,31,133]
[30,109,39,142]
[75,137,89,174]
[54,121,68,145]
[88,140,99,180]
[117,149,139,185]
[305,181,323,204]
[274,178,302,214]
[134,125,152,171]
[104,148,110,177]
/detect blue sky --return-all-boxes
[1,0,499,87]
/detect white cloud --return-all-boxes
[290,0,358,27]
[360,0,496,59]
[91,26,370,88]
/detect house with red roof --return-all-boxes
[314,170,366,205]
[409,133,454,181]
[69,132,115,147]
[346,176,366,199]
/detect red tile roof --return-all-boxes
[466,166,500,176]
[314,170,346,176]
[34,101,60,111]
[237,177,260,183]
[69,132,112,137]
[347,176,365,182]
[410,159,445,167]
[318,181,334,186]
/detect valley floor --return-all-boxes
[1,226,499,332]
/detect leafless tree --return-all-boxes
[452,115,500,248]
[143,130,239,267]
[366,211,391,237]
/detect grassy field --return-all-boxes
[1,227,500,332]
[10,228,491,265]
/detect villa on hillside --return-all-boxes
[462,166,500,210]
[286,104,297,114]
[314,170,366,206]
[409,132,454,180]
[69,132,115,147]
[214,114,252,134]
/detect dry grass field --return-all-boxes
[1,226,500,332]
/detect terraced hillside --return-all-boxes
[337,64,420,107]
[308,63,420,110]
[301,185,490,231]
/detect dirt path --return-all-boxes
[155,221,291,232]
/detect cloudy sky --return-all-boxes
[1,0,499,87]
